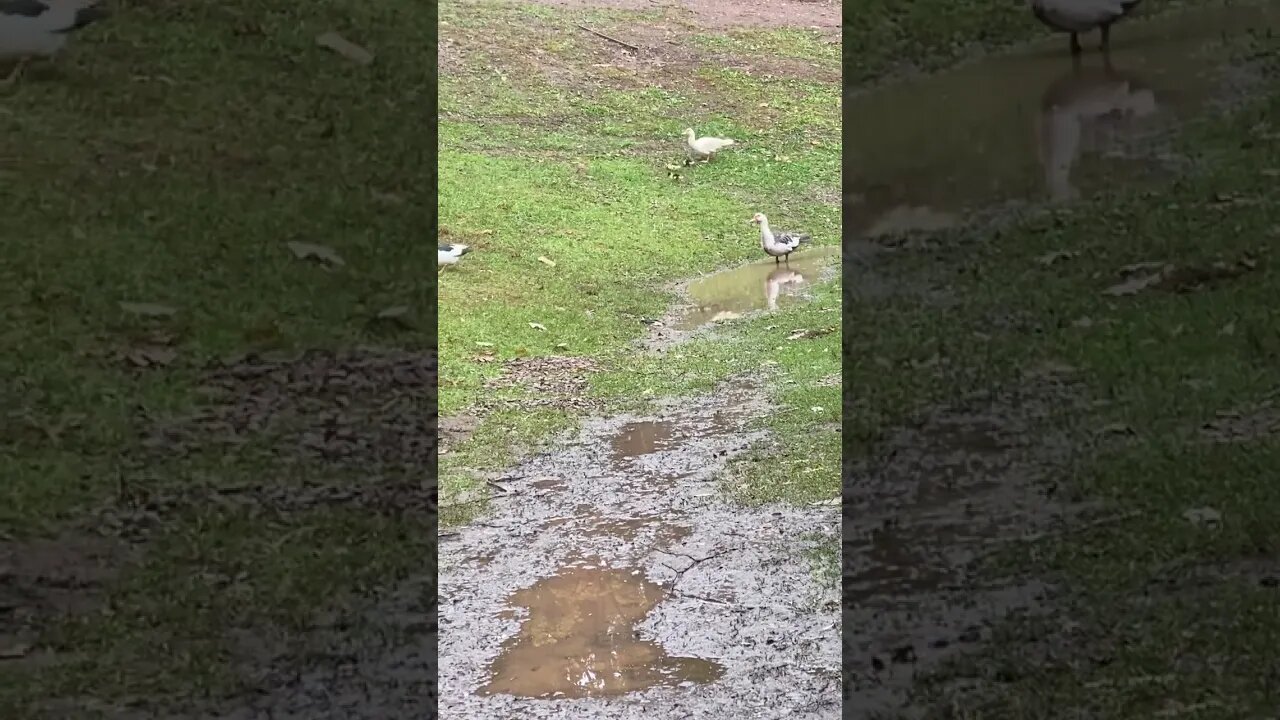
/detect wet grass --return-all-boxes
[916,91,1280,715]
[438,0,841,525]
[0,0,431,712]
[840,6,1280,712]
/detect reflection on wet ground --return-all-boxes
[844,2,1280,237]
[677,245,839,329]
[479,561,724,699]
[609,421,676,461]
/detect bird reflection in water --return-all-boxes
[678,246,838,330]
[765,266,805,311]
[1036,56,1158,201]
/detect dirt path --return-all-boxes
[524,0,839,32]
[439,379,839,718]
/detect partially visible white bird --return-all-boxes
[749,212,811,264]
[438,243,471,270]
[683,128,736,162]
[0,0,110,87]
[1029,0,1142,55]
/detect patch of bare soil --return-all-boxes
[525,0,839,31]
[0,533,132,669]
[482,355,603,414]
[142,348,436,470]
[842,365,1112,717]
[87,349,439,543]
[440,0,838,136]
[1198,393,1280,444]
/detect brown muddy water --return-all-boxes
[677,245,840,330]
[610,420,677,459]
[439,381,840,718]
[844,2,1280,238]
[477,561,724,699]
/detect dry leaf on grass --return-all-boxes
[1183,506,1222,528]
[787,326,837,341]
[316,32,374,65]
[537,256,557,267]
[118,301,177,317]
[286,241,345,266]
[1036,250,1077,266]
[125,346,178,368]
[1104,270,1167,296]
[528,322,547,331]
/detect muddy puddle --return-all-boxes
[610,420,676,459]
[677,246,840,330]
[478,561,724,699]
[439,380,840,718]
[844,2,1280,237]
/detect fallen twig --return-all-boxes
[485,479,515,495]
[655,547,739,593]
[671,590,791,612]
[575,24,640,52]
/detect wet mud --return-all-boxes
[439,379,840,718]
[842,367,1104,717]
[0,533,131,672]
[477,562,724,699]
[844,2,1280,240]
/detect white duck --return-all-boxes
[749,212,811,264]
[1037,63,1156,201]
[0,0,109,87]
[438,243,471,271]
[683,128,735,162]
[1029,0,1142,55]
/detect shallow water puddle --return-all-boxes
[609,420,676,460]
[478,562,724,699]
[844,2,1280,236]
[677,245,840,329]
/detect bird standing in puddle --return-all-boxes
[750,212,811,264]
[0,0,110,89]
[1029,0,1142,56]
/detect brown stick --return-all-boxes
[575,24,640,53]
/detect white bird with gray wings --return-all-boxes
[750,212,810,264]
[438,243,471,269]
[0,0,109,85]
[1029,0,1142,55]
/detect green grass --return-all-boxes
[0,0,434,712]
[438,0,842,524]
[834,4,1280,711]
